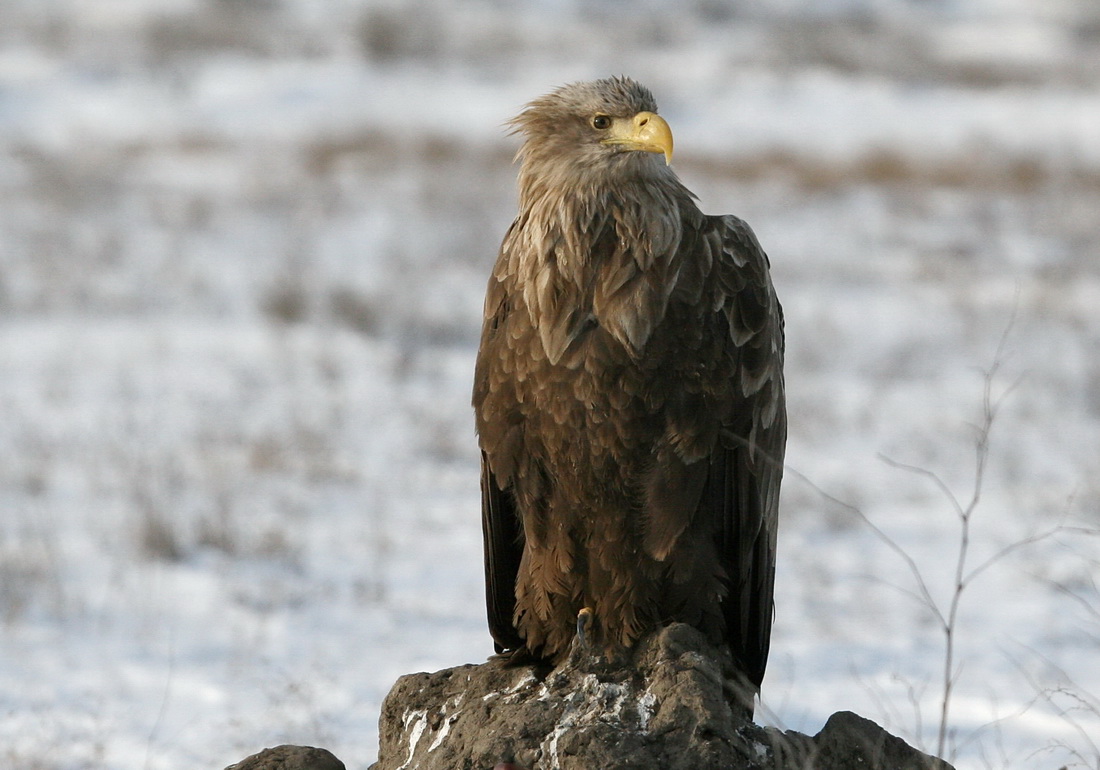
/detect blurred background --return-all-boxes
[1,1,1098,767]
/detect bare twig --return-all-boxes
[784,309,1071,762]
[742,307,1085,762]
[872,315,1031,760]
[1010,644,1100,766]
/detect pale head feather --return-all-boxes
[507,76,680,205]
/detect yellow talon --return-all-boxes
[576,607,595,649]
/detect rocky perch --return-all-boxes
[369,623,952,770]
[225,623,954,770]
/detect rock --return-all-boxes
[224,744,346,770]
[368,623,953,770]
[812,711,953,769]
[221,624,953,770]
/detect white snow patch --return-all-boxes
[507,670,540,694]
[636,690,658,732]
[426,692,465,751]
[1,3,1098,769]
[398,709,428,770]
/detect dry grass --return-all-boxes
[679,147,1095,195]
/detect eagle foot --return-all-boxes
[576,607,596,650]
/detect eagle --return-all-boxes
[473,77,786,696]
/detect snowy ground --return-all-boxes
[1,1,1099,768]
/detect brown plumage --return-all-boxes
[473,77,786,692]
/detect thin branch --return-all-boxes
[877,455,966,519]
[1009,644,1100,763]
[1033,575,1100,625]
[781,464,946,629]
[961,525,1065,592]
[751,305,1076,762]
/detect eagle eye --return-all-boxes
[591,115,612,130]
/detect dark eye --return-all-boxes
[591,115,611,130]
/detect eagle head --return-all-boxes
[509,76,675,194]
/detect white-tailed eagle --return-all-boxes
[473,76,785,698]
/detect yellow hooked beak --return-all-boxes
[601,111,674,165]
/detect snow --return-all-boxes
[1,1,1099,768]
